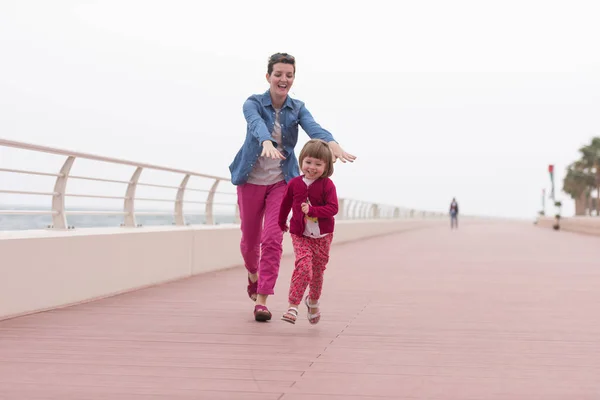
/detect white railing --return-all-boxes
[0,138,445,230]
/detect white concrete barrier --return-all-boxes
[537,216,600,236]
[0,218,455,321]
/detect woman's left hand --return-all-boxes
[328,141,356,163]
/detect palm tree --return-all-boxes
[577,137,600,215]
[563,162,594,215]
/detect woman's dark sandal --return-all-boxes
[247,277,257,301]
[254,305,272,322]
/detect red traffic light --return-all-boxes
[548,164,554,173]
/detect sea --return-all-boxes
[0,206,236,231]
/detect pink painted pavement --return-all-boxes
[1,222,600,399]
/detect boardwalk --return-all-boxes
[1,222,600,399]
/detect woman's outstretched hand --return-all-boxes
[261,141,285,160]
[328,141,356,163]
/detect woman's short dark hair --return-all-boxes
[267,53,296,75]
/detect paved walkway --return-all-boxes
[1,222,600,399]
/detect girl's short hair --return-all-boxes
[298,139,334,178]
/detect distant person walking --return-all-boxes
[449,197,459,229]
[228,52,356,322]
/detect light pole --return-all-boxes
[548,164,555,201]
[548,164,561,230]
[541,188,545,216]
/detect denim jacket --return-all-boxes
[229,90,336,185]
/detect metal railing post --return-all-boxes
[205,179,220,225]
[372,204,380,219]
[337,198,345,220]
[51,156,75,229]
[351,200,360,220]
[174,174,190,226]
[123,167,143,227]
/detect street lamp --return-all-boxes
[548,164,561,230]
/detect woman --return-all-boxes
[229,52,356,321]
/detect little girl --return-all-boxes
[278,139,338,325]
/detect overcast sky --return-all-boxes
[1,0,599,219]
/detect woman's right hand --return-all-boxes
[261,140,286,160]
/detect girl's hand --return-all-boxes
[261,141,285,160]
[328,141,356,163]
[301,202,310,214]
